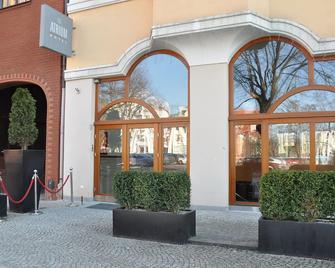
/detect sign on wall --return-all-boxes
[39,4,73,57]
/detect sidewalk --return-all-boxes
[0,201,333,268]
[190,209,260,249]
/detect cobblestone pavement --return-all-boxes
[191,209,259,248]
[0,201,334,268]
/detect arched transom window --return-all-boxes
[94,51,189,197]
[229,37,335,205]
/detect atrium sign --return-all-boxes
[39,4,73,57]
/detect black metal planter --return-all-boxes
[258,217,335,260]
[3,150,45,213]
[113,208,196,244]
[0,194,7,218]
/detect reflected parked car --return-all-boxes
[164,153,179,165]
[129,154,153,167]
[236,157,286,170]
[269,157,287,169]
[177,154,187,164]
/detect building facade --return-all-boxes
[0,0,64,199]
[64,0,335,208]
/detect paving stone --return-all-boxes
[0,201,333,268]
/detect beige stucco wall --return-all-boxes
[67,0,152,70]
[153,0,249,25]
[269,0,335,38]
[67,0,335,70]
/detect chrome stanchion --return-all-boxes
[67,168,78,207]
[0,174,7,223]
[32,170,42,215]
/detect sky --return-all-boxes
[139,54,188,112]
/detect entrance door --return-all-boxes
[94,124,158,198]
[95,126,124,197]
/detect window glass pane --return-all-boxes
[316,123,335,171]
[234,41,308,113]
[129,128,154,170]
[274,90,335,113]
[98,80,125,111]
[163,126,187,172]
[269,124,310,170]
[99,129,122,194]
[235,124,261,202]
[314,60,335,86]
[100,102,154,121]
[129,54,188,118]
[2,0,29,8]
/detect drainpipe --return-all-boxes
[58,0,69,199]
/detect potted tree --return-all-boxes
[259,170,335,259]
[3,87,45,213]
[112,171,196,244]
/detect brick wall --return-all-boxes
[0,0,64,199]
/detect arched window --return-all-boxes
[229,37,335,205]
[129,53,188,118]
[94,51,189,197]
[233,40,308,113]
[273,90,335,113]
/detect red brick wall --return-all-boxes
[0,0,65,199]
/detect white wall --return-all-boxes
[63,79,95,199]
[190,63,230,207]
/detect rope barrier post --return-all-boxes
[0,173,7,223]
[32,170,42,215]
[67,168,78,207]
[70,167,74,204]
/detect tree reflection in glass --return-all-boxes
[274,90,335,113]
[269,124,310,170]
[234,41,308,113]
[100,102,154,121]
[129,128,154,170]
[316,123,335,171]
[129,54,188,118]
[98,80,125,111]
[315,60,335,86]
[163,126,187,172]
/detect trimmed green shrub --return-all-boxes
[8,88,38,150]
[113,171,191,213]
[260,170,335,222]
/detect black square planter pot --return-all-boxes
[3,150,45,213]
[0,194,7,218]
[259,217,335,260]
[113,208,196,244]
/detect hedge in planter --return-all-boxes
[112,171,195,243]
[259,170,335,259]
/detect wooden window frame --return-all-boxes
[229,36,335,206]
[94,50,190,197]
[0,0,30,9]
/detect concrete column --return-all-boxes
[63,79,95,199]
[189,63,229,208]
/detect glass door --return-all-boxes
[95,124,158,197]
[95,126,124,196]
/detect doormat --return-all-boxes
[86,203,120,211]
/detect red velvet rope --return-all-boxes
[0,178,34,204]
[37,175,70,194]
